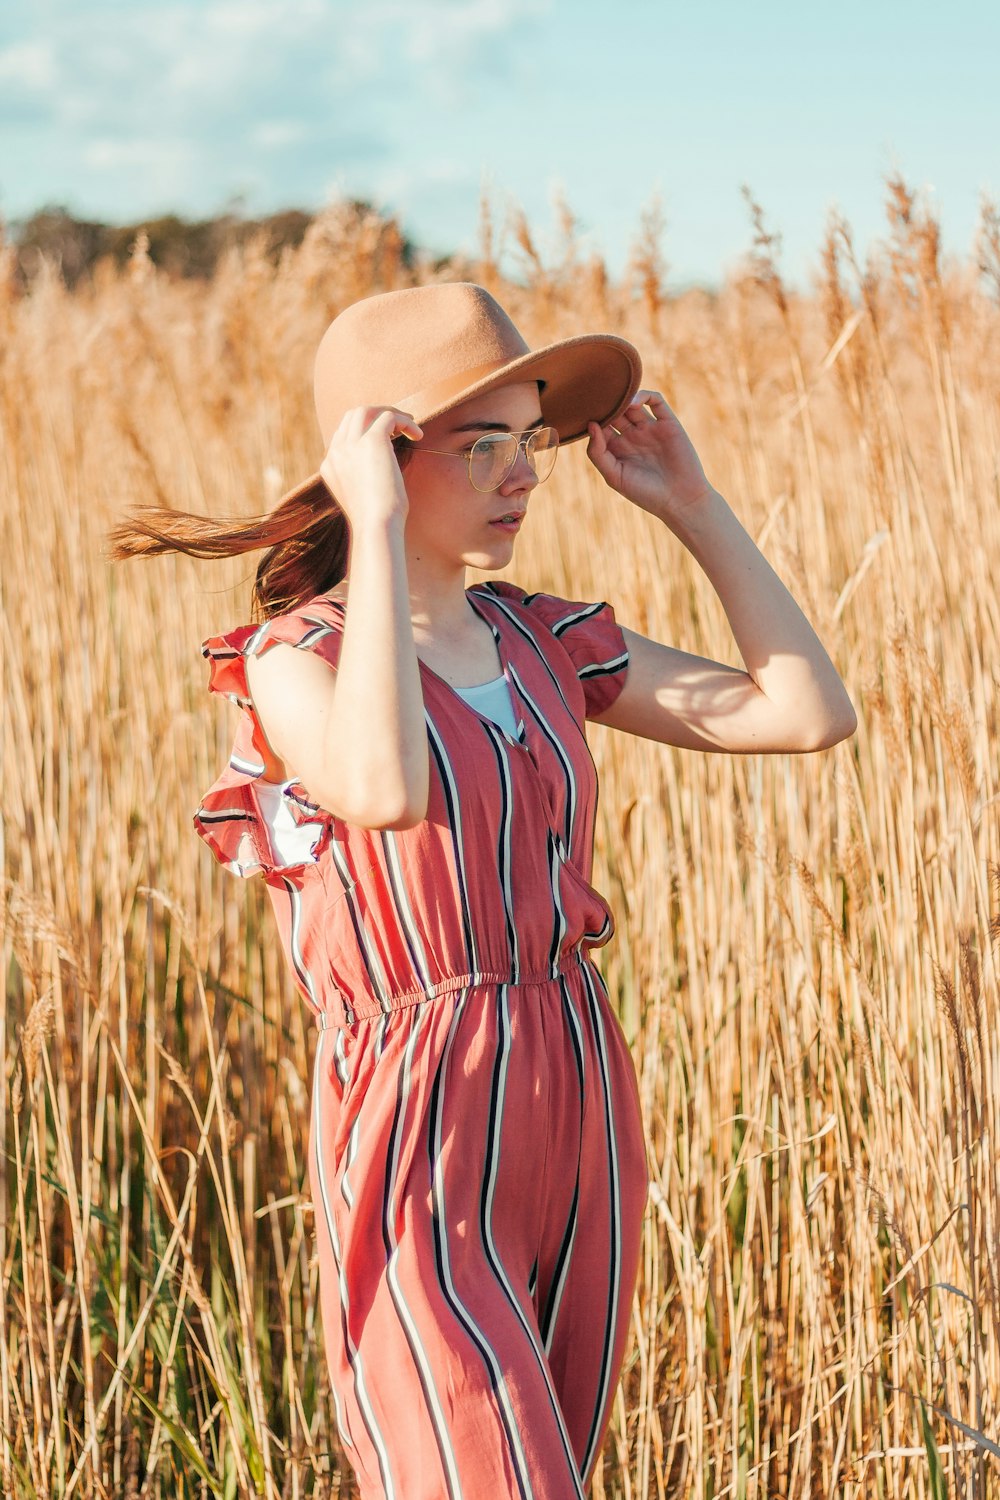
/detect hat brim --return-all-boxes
[269,330,643,518]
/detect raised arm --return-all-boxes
[245,406,430,828]
[585,392,857,754]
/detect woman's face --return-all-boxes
[401,381,548,573]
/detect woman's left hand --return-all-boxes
[586,390,715,522]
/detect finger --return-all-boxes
[639,391,673,415]
[587,420,614,463]
[371,408,423,439]
[587,419,606,456]
[618,403,654,426]
[391,407,424,439]
[621,391,658,422]
[342,405,386,439]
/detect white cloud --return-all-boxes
[0,39,58,89]
[82,137,196,170]
[372,159,476,197]
[204,0,327,38]
[328,0,549,83]
[407,0,543,61]
[1,0,545,227]
[250,120,308,149]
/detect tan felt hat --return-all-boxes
[273,281,643,515]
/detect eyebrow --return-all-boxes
[449,415,547,434]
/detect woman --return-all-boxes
[112,281,856,1499]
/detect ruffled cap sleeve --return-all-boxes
[508,586,630,718]
[193,600,343,878]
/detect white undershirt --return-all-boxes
[451,674,519,737]
[254,779,327,865]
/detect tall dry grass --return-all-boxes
[2,179,999,1497]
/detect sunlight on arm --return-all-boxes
[589,627,857,753]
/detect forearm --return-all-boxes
[668,487,857,734]
[327,519,429,825]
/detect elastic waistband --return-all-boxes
[311,950,595,1030]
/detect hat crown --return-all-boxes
[313,283,531,442]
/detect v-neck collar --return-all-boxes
[421,587,528,747]
[316,586,529,749]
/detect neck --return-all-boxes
[405,550,475,638]
[332,543,482,641]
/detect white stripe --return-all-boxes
[382,832,435,991]
[548,601,606,637]
[548,833,567,978]
[245,620,271,655]
[480,592,577,720]
[480,989,588,1497]
[485,590,628,719]
[425,712,481,982]
[283,879,320,1009]
[540,984,586,1353]
[507,660,577,853]
[312,1031,400,1484]
[577,962,624,1479]
[480,722,520,982]
[331,1029,361,1213]
[383,1009,465,1498]
[430,990,536,1498]
[577,652,629,680]
[332,1028,350,1085]
[341,1116,360,1209]
[295,622,338,649]
[583,909,613,944]
[541,1187,578,1361]
[329,839,393,1011]
[229,753,265,776]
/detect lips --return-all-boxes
[490,510,526,524]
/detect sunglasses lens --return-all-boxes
[469,427,560,491]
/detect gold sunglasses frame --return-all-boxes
[405,425,559,492]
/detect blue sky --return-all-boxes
[2,0,998,293]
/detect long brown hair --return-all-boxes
[106,438,414,621]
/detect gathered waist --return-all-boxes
[312,949,595,1030]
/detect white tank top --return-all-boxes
[451,674,519,738]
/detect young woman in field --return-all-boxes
[113,281,856,1499]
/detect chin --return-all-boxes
[463,543,515,570]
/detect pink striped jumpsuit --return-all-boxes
[196,581,650,1499]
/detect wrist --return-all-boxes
[658,485,727,536]
[347,511,409,545]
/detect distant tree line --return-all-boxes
[3,201,420,291]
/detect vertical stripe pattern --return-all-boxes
[198,581,649,1496]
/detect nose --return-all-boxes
[500,439,540,494]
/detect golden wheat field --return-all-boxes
[3,178,1000,1498]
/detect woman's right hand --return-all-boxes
[319,405,423,531]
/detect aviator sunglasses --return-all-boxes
[406,425,560,493]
